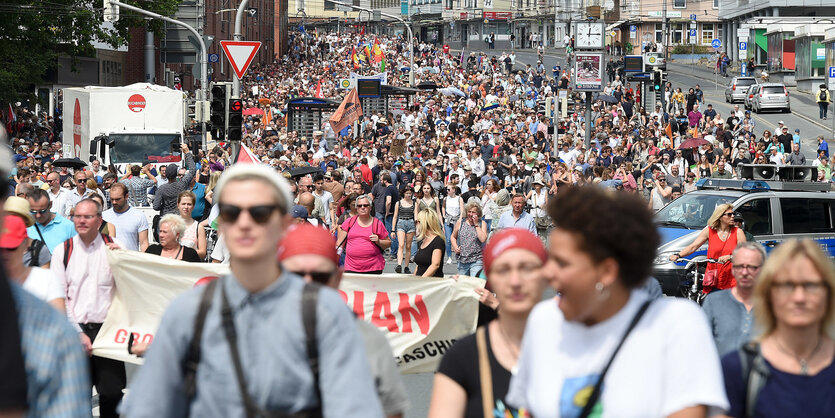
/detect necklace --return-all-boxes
[496,321,520,375]
[774,335,823,375]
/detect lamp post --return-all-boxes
[328,0,415,86]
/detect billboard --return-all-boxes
[623,55,644,73]
[574,53,604,92]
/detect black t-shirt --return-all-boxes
[436,325,521,418]
[144,244,202,262]
[414,235,445,277]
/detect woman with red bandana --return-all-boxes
[428,229,547,418]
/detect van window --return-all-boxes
[738,198,772,235]
[780,198,835,234]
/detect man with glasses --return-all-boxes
[122,164,382,417]
[702,241,767,356]
[51,198,125,418]
[61,170,92,218]
[45,171,67,213]
[649,174,672,212]
[26,188,76,252]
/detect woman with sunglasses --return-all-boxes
[721,240,835,417]
[336,194,390,275]
[428,229,547,418]
[671,203,746,293]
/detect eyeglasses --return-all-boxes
[218,203,281,224]
[73,214,97,220]
[30,209,50,215]
[356,203,371,208]
[732,264,761,272]
[289,270,332,284]
[772,281,827,296]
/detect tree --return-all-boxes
[0,0,181,104]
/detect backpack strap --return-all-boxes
[62,238,74,269]
[101,233,113,244]
[302,282,323,418]
[739,342,770,418]
[183,278,219,399]
[475,326,493,418]
[27,239,45,267]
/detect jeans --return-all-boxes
[444,223,454,259]
[458,260,484,278]
[376,213,396,256]
[483,218,492,233]
[820,102,829,119]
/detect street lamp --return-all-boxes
[327,0,415,87]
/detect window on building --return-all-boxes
[673,0,685,7]
[672,23,683,44]
[655,23,663,43]
[324,0,335,10]
[713,0,719,8]
[702,24,714,45]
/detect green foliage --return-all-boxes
[0,0,181,104]
[671,45,714,54]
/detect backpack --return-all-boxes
[738,342,771,418]
[27,239,45,267]
[821,90,828,102]
[183,279,323,418]
[62,234,113,268]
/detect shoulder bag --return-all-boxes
[531,193,552,231]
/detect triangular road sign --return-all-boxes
[219,40,262,79]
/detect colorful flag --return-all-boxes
[380,56,386,72]
[234,144,262,165]
[351,47,359,69]
[328,88,363,134]
[315,80,322,98]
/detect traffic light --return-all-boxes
[652,70,663,91]
[227,98,243,142]
[210,82,230,140]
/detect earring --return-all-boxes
[595,282,605,292]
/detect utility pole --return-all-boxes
[660,0,668,112]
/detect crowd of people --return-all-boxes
[2,27,835,418]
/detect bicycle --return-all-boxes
[677,257,723,305]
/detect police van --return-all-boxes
[652,166,834,296]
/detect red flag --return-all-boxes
[360,26,365,36]
[315,80,323,98]
[234,144,262,164]
[328,88,363,134]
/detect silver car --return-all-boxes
[724,77,758,103]
[750,83,791,113]
[743,84,758,110]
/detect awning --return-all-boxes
[606,20,625,31]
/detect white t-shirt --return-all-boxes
[506,290,728,417]
[102,206,150,252]
[23,267,63,302]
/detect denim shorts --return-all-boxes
[396,218,416,233]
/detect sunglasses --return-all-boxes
[356,203,371,208]
[30,209,50,215]
[289,270,332,284]
[723,212,735,217]
[218,203,281,224]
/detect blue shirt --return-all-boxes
[702,289,754,357]
[191,182,207,220]
[27,215,77,252]
[121,272,383,418]
[496,210,537,233]
[12,283,91,417]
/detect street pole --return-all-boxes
[585,92,591,149]
[232,0,251,99]
[111,0,208,149]
[329,0,415,86]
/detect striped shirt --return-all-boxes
[11,283,91,417]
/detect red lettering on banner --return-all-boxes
[115,329,127,344]
[352,291,365,319]
[371,292,399,332]
[114,329,154,345]
[338,289,348,303]
[398,293,430,335]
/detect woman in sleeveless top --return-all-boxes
[177,191,207,259]
[671,203,746,292]
[418,183,442,220]
[392,186,416,274]
[481,179,500,232]
[451,202,488,277]
[442,185,465,265]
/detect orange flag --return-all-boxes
[665,123,673,140]
[328,88,363,134]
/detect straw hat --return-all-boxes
[4,196,34,227]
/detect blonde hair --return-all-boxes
[753,239,835,339]
[159,214,187,237]
[707,203,734,230]
[416,208,445,243]
[207,171,222,192]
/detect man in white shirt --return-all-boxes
[768,147,785,166]
[45,171,68,213]
[313,174,335,228]
[102,183,149,252]
[558,142,579,165]
[61,170,92,218]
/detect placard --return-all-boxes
[574,52,604,92]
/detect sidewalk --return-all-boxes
[667,60,829,131]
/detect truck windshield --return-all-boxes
[109,134,181,164]
[655,193,735,229]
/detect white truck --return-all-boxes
[62,83,187,171]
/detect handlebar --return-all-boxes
[678,258,723,264]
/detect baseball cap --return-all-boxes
[291,205,308,219]
[0,215,28,249]
[276,223,338,266]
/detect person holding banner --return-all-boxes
[144,214,201,262]
[428,228,547,418]
[414,209,446,278]
[277,223,409,418]
[337,194,390,274]
[122,164,382,417]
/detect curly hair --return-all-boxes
[547,186,660,289]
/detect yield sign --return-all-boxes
[219,40,262,79]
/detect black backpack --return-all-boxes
[27,239,45,267]
[821,90,828,102]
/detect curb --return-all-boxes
[672,65,831,132]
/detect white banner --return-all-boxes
[92,251,483,374]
